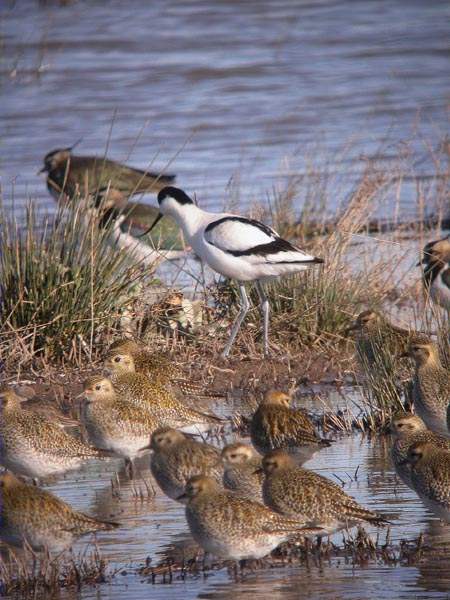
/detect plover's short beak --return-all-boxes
[177,492,188,502]
[137,212,163,238]
[37,167,47,175]
[253,467,264,475]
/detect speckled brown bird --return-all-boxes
[346,309,412,368]
[250,390,331,462]
[405,338,450,436]
[149,428,223,502]
[405,441,450,522]
[0,471,119,552]
[261,450,388,534]
[180,475,323,560]
[221,442,264,502]
[0,387,109,480]
[107,339,225,401]
[105,351,223,434]
[390,412,450,488]
[81,376,160,461]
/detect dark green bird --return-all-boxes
[39,146,183,249]
[39,146,175,203]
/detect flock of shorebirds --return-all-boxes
[0,148,449,566]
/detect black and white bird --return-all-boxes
[147,186,323,357]
[419,236,450,312]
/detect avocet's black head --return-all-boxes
[139,187,195,238]
[157,186,194,207]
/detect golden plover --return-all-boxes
[105,351,223,433]
[346,309,412,367]
[260,450,388,534]
[107,339,225,401]
[405,441,450,522]
[405,338,449,435]
[0,387,109,480]
[180,475,323,560]
[250,390,331,461]
[81,376,160,461]
[0,470,119,552]
[149,427,223,502]
[221,442,264,502]
[419,236,450,312]
[390,412,450,488]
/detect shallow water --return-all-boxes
[1,0,449,220]
[3,392,449,599]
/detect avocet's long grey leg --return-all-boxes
[221,283,250,358]
[256,280,270,355]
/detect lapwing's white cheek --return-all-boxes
[159,197,178,216]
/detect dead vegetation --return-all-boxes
[138,527,441,585]
[0,544,117,598]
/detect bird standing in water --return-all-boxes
[0,471,118,553]
[146,186,323,357]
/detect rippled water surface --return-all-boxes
[1,0,449,218]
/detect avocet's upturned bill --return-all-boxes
[148,186,324,358]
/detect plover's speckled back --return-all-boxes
[0,387,109,480]
[181,475,323,560]
[406,441,450,522]
[105,351,223,434]
[346,309,412,367]
[107,339,225,401]
[144,186,323,358]
[250,390,331,461]
[149,428,223,501]
[81,376,160,461]
[0,471,118,552]
[390,412,450,488]
[221,442,264,502]
[261,450,388,535]
[405,338,450,435]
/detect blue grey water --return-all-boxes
[1,0,449,220]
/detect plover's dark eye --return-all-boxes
[397,423,403,428]
[95,385,101,391]
[114,357,121,363]
[230,454,236,459]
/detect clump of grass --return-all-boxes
[355,339,410,431]
[250,168,397,353]
[0,545,116,598]
[0,199,152,366]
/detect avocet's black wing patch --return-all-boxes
[204,216,322,264]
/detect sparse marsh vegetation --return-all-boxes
[0,199,154,367]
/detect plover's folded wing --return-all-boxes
[204,216,321,264]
